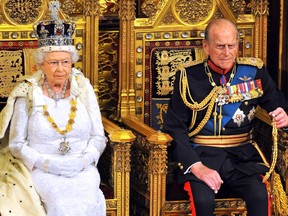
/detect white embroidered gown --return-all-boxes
[8,77,106,216]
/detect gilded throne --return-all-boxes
[0,1,133,216]
[0,0,288,216]
[118,0,288,215]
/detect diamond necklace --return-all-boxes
[45,78,68,103]
[204,60,236,87]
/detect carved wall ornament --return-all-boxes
[148,144,167,175]
[141,0,166,18]
[105,199,117,210]
[0,50,23,98]
[162,10,176,25]
[93,0,100,16]
[130,134,149,188]
[122,0,136,21]
[3,0,45,25]
[172,0,215,25]
[61,0,83,15]
[252,0,269,16]
[98,32,119,120]
[227,0,247,16]
[113,143,131,172]
[84,0,92,16]
[0,14,4,24]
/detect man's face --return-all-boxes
[203,23,239,69]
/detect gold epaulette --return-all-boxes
[177,58,206,71]
[236,57,264,69]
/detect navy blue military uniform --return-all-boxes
[163,57,288,216]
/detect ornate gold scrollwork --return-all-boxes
[0,50,23,98]
[141,0,164,18]
[2,0,45,25]
[172,0,216,26]
[60,0,83,15]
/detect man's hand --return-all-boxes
[190,162,223,194]
[269,107,288,128]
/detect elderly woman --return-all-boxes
[0,1,106,216]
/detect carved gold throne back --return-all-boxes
[118,0,274,215]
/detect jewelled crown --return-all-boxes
[34,1,76,52]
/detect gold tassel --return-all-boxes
[213,105,217,135]
[262,120,288,215]
[271,171,288,215]
[218,106,223,136]
[262,121,278,182]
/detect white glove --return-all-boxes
[83,152,96,166]
[60,153,98,177]
[59,157,86,177]
[35,157,85,177]
[34,152,97,177]
[35,157,69,175]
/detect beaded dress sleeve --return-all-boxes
[82,79,107,164]
[9,97,42,170]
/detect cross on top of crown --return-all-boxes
[49,0,61,21]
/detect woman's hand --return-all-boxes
[35,157,86,177]
[59,157,86,177]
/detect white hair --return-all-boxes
[34,45,79,65]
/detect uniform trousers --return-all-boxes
[185,157,269,216]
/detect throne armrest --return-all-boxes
[102,116,136,142]
[122,114,172,144]
[101,116,135,216]
[122,111,288,215]
[122,114,172,215]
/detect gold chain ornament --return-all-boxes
[43,97,77,155]
[43,98,77,135]
[41,74,80,155]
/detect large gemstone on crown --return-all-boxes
[55,25,64,35]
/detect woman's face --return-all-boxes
[40,51,72,85]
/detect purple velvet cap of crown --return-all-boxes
[35,20,75,47]
[33,0,76,52]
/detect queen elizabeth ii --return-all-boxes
[0,1,106,215]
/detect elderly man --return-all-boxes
[163,18,288,216]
